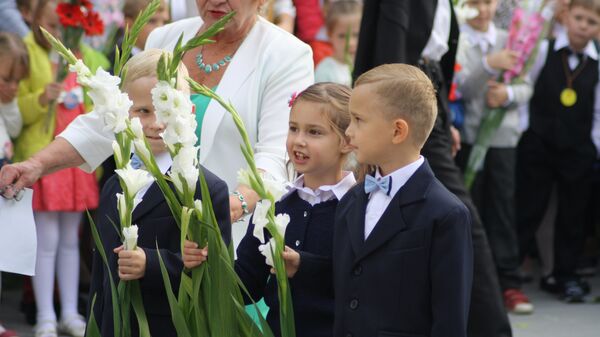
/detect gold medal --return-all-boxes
[560,88,577,107]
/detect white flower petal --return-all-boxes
[123,225,139,250]
[274,213,290,237]
[252,199,271,243]
[258,238,276,268]
[115,164,154,198]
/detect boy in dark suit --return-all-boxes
[88,49,231,337]
[334,64,473,337]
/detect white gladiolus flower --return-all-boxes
[263,177,287,201]
[258,238,276,268]
[112,140,122,166]
[252,199,271,243]
[116,193,142,221]
[274,213,290,237]
[194,199,203,216]
[172,90,194,115]
[115,164,154,199]
[129,117,145,140]
[86,69,122,106]
[237,169,252,187]
[160,114,197,146]
[122,225,139,251]
[102,110,130,134]
[151,81,175,111]
[170,146,199,194]
[100,93,133,133]
[69,60,92,85]
[133,139,151,164]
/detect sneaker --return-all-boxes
[561,280,587,303]
[539,275,561,294]
[34,321,57,337]
[503,289,534,314]
[57,315,86,337]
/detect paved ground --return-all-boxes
[1,272,599,337]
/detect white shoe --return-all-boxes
[34,321,57,337]
[58,315,86,337]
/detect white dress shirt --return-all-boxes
[421,0,451,62]
[522,30,600,154]
[364,156,425,239]
[282,171,356,205]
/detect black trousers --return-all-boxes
[457,145,521,291]
[420,61,512,337]
[516,130,596,282]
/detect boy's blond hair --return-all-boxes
[122,49,190,94]
[570,0,600,16]
[123,0,166,19]
[354,64,437,148]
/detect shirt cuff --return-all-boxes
[503,86,515,107]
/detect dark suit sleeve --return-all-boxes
[293,251,331,285]
[430,205,473,337]
[141,247,183,292]
[234,217,271,304]
[208,179,232,247]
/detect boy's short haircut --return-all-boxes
[123,0,165,19]
[354,64,437,148]
[324,0,363,32]
[570,0,600,15]
[123,48,190,94]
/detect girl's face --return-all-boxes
[287,100,349,186]
[329,13,361,64]
[465,0,498,32]
[125,76,167,155]
[0,55,26,103]
[38,1,60,39]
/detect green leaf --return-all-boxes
[156,245,193,336]
[86,294,103,337]
[87,212,122,337]
[130,281,152,337]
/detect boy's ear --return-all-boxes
[391,118,409,145]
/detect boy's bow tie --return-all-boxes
[364,175,392,196]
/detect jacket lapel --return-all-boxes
[131,183,165,224]
[346,184,369,256]
[355,161,435,262]
[199,18,263,163]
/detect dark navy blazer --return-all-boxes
[87,166,231,337]
[333,161,473,337]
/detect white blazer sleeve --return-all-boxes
[57,109,115,173]
[254,37,314,182]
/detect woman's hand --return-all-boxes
[230,184,260,222]
[38,82,61,107]
[182,240,208,269]
[0,158,43,198]
[114,245,147,281]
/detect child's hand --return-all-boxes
[271,246,301,278]
[38,82,62,107]
[114,245,147,281]
[0,82,18,103]
[486,49,519,71]
[182,240,208,269]
[486,81,509,108]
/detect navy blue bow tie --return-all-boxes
[364,174,392,196]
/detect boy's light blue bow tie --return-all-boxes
[130,154,143,169]
[364,175,392,196]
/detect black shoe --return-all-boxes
[540,275,561,294]
[561,280,586,303]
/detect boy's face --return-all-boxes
[346,85,397,167]
[125,76,167,155]
[566,5,600,51]
[39,1,60,39]
[128,5,169,49]
[465,0,498,31]
[286,100,348,178]
[329,13,361,64]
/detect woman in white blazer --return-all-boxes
[0,0,314,223]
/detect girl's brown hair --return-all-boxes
[0,32,30,79]
[292,82,369,181]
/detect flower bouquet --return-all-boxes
[463,0,553,188]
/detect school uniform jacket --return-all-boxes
[333,161,473,337]
[87,166,231,337]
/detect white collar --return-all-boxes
[134,150,172,174]
[554,29,599,61]
[462,23,497,51]
[283,171,356,203]
[374,156,424,198]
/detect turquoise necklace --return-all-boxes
[195,47,232,74]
